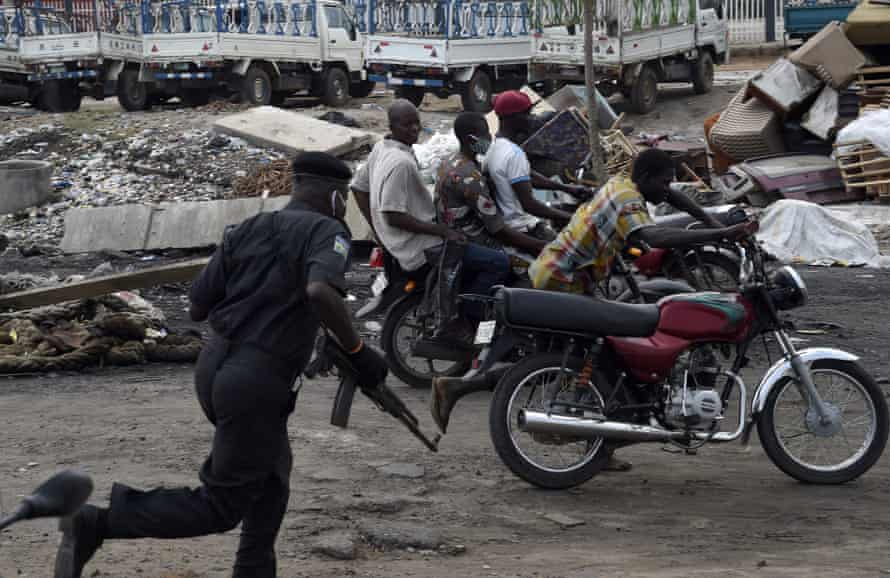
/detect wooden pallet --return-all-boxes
[856,66,890,89]
[601,129,639,177]
[835,140,890,203]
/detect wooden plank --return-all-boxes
[0,258,210,311]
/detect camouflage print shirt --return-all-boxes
[435,153,505,249]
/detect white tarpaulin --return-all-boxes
[836,109,890,157]
[756,199,889,268]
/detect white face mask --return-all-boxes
[330,189,346,217]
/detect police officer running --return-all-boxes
[53,152,389,578]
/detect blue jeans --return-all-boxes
[461,243,510,319]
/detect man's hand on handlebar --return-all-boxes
[724,220,759,242]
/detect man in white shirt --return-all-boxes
[483,90,593,240]
[351,100,510,344]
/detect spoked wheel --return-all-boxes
[758,359,889,484]
[670,251,740,292]
[380,293,471,389]
[489,354,610,489]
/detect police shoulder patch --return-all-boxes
[333,235,350,258]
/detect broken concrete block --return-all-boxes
[212,106,377,157]
[749,58,823,114]
[145,198,263,251]
[61,205,154,253]
[262,195,372,241]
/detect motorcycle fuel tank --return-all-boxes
[607,293,752,383]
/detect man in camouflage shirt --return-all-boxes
[435,112,547,259]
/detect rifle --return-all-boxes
[304,332,440,453]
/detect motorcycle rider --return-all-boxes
[436,112,548,258]
[430,148,756,470]
[484,90,593,241]
[351,100,511,345]
[53,152,390,578]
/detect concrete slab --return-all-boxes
[145,198,263,250]
[212,106,377,157]
[262,195,372,242]
[61,205,154,253]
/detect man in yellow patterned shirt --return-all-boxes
[530,148,754,295]
[528,148,755,472]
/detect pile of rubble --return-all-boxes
[0,114,287,249]
[705,20,890,208]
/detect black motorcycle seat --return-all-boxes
[654,204,747,229]
[499,288,659,337]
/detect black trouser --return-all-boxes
[104,336,297,578]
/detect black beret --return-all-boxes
[291,152,352,181]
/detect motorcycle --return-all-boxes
[363,242,695,389]
[481,236,889,489]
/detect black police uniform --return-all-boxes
[101,200,352,577]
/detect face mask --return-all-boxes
[469,135,491,156]
[330,189,346,218]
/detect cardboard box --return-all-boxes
[789,21,867,88]
[845,0,890,46]
[749,58,823,114]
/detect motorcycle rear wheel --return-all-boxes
[489,354,610,489]
[758,359,889,484]
[381,293,472,389]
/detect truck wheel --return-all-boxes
[395,86,425,108]
[180,88,210,107]
[36,80,65,113]
[321,67,350,107]
[117,69,149,111]
[349,80,376,99]
[630,64,658,114]
[461,69,492,113]
[61,82,82,112]
[242,66,273,106]
[270,91,288,106]
[692,50,715,95]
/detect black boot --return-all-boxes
[54,505,104,578]
[430,367,507,434]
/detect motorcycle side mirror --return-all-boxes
[0,470,93,531]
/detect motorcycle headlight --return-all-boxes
[769,266,808,311]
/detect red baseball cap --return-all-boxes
[493,90,533,117]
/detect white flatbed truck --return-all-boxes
[98,0,372,110]
[361,0,534,112]
[530,0,729,113]
[0,0,101,111]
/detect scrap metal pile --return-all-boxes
[705,16,890,207]
[0,283,202,374]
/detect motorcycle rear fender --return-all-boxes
[464,328,525,379]
[750,348,860,415]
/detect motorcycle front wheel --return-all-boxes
[380,293,472,389]
[757,359,889,484]
[489,354,610,489]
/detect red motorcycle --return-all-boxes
[482,237,889,489]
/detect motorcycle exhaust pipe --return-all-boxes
[519,410,683,442]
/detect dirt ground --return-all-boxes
[7,62,890,577]
[1,266,889,578]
